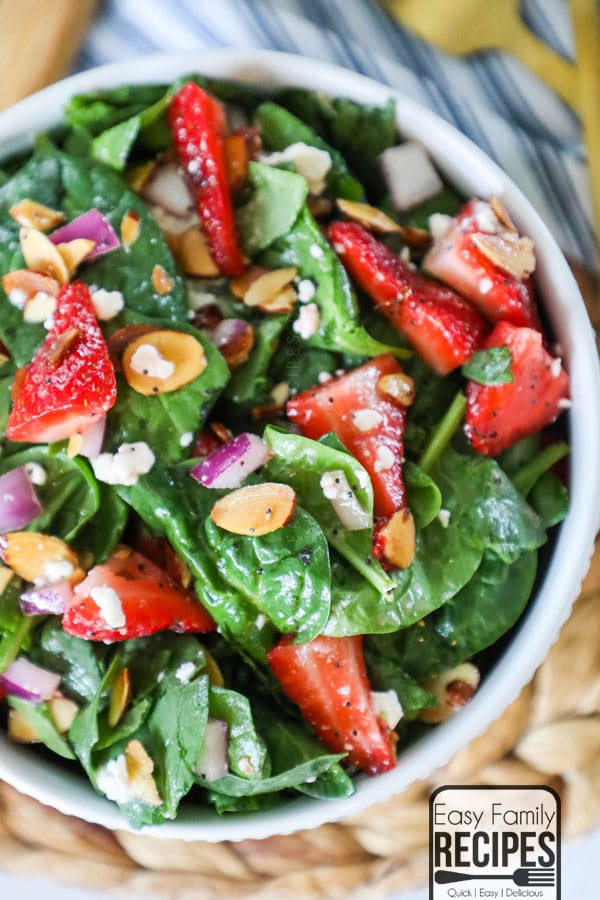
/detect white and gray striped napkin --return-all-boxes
[75,0,594,268]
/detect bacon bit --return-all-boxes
[120,210,141,249]
[47,327,81,368]
[151,264,174,295]
[9,199,65,231]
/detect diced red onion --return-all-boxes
[0,466,43,532]
[19,578,73,616]
[141,162,194,216]
[191,433,271,489]
[195,718,229,781]
[209,318,250,349]
[49,209,120,259]
[380,142,443,213]
[0,656,61,703]
[79,414,106,460]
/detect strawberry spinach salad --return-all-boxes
[0,74,570,825]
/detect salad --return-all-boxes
[0,74,570,826]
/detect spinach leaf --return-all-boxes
[200,750,345,798]
[91,93,171,170]
[404,461,442,528]
[223,314,289,413]
[0,577,36,671]
[400,185,462,230]
[209,685,267,779]
[236,162,308,256]
[204,505,331,643]
[327,97,396,200]
[462,346,514,385]
[34,619,108,703]
[529,472,569,528]
[254,102,364,201]
[72,482,129,563]
[65,85,169,137]
[363,652,436,714]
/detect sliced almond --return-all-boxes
[165,226,219,277]
[378,372,415,407]
[471,232,535,279]
[210,483,297,536]
[260,285,297,314]
[19,227,69,284]
[378,507,416,569]
[122,329,207,395]
[151,264,174,296]
[107,323,160,370]
[490,195,517,232]
[121,210,141,249]
[125,739,162,806]
[243,267,298,312]
[56,239,96,277]
[126,161,157,193]
[212,321,254,369]
[0,565,14,594]
[47,327,81,368]
[203,649,225,688]
[109,667,131,728]
[9,199,65,231]
[210,422,234,444]
[224,132,251,193]
[2,269,60,304]
[0,532,83,585]
[399,224,432,251]
[49,696,79,733]
[336,198,402,234]
[230,266,269,299]
[22,292,57,324]
[67,433,84,459]
[8,709,41,743]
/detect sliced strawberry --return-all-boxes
[268,634,395,775]
[465,320,569,456]
[5,281,116,445]
[169,81,245,276]
[423,199,540,329]
[62,549,214,642]
[329,221,486,375]
[286,354,407,519]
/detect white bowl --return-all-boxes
[0,49,599,841]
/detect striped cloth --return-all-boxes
[75,0,594,268]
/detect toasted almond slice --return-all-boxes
[230,266,269,299]
[224,132,251,193]
[107,323,161,370]
[126,161,157,193]
[244,267,298,311]
[151,264,174,296]
[210,422,234,444]
[8,709,41,743]
[47,327,80,368]
[336,198,402,234]
[213,321,254,370]
[122,330,207,395]
[22,292,57,324]
[378,507,416,569]
[0,565,14,594]
[2,269,60,304]
[307,196,334,219]
[378,372,415,407]
[260,285,297,314]
[203,649,225,688]
[471,232,535,279]
[49,696,79,733]
[67,433,84,459]
[210,483,297,536]
[0,532,83,585]
[125,739,162,806]
[56,239,96,277]
[490,195,517,232]
[10,199,65,231]
[166,226,220,277]
[109,667,132,728]
[399,224,432,251]
[121,210,141,249]
[19,227,69,284]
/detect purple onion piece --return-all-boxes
[49,209,120,260]
[195,719,229,781]
[0,657,61,703]
[190,433,271,489]
[19,578,73,616]
[209,318,251,349]
[0,466,43,532]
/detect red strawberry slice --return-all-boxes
[286,354,407,520]
[6,280,116,445]
[329,221,486,375]
[423,199,540,329]
[63,549,215,642]
[169,81,245,276]
[465,320,569,456]
[268,634,396,775]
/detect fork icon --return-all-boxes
[435,867,555,887]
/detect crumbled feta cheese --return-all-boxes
[91,288,124,321]
[380,142,443,212]
[90,586,126,629]
[8,288,27,309]
[25,462,46,486]
[96,746,161,806]
[438,508,451,528]
[255,614,267,629]
[374,445,395,472]
[558,397,572,410]
[309,243,324,259]
[550,357,562,377]
[44,560,74,583]
[428,213,453,239]
[479,277,493,295]
[179,431,194,448]
[297,278,316,303]
[292,302,320,339]
[333,242,346,254]
[129,343,175,380]
[352,408,383,432]
[320,470,370,531]
[472,201,499,234]
[175,661,196,684]
[317,371,333,384]
[400,246,411,264]
[337,684,350,696]
[238,756,255,775]
[270,381,290,406]
[96,754,134,805]
[187,289,217,311]
[259,142,332,195]
[370,689,403,729]
[91,442,155,486]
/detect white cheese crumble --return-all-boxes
[8,288,27,309]
[370,689,403,729]
[320,470,370,531]
[90,586,126,629]
[179,431,194,448]
[297,278,316,303]
[292,302,320,339]
[25,462,47,486]
[309,243,324,259]
[550,357,563,377]
[259,142,332,195]
[96,751,161,806]
[238,756,255,775]
[374,445,395,472]
[91,442,156,486]
[129,343,175,380]
[352,408,383,432]
[437,508,451,528]
[255,614,267,629]
[317,371,333,384]
[175,661,196,684]
[479,277,493,295]
[91,288,125,321]
[428,212,453,240]
[472,201,499,234]
[558,397,572,409]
